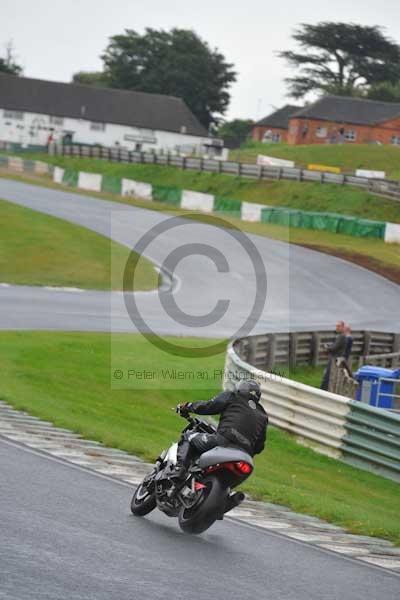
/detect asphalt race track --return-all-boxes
[1,438,399,600]
[0,178,399,336]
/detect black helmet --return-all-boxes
[235,379,261,401]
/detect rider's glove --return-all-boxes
[176,403,192,417]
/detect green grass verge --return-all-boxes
[17,152,400,224]
[286,365,325,388]
[230,141,400,180]
[1,330,399,545]
[0,197,158,290]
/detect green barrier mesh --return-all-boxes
[262,207,306,227]
[23,160,36,172]
[354,218,386,239]
[298,212,316,230]
[213,196,242,217]
[309,212,341,232]
[289,211,303,227]
[152,185,182,206]
[260,207,274,223]
[273,208,302,227]
[101,175,122,195]
[337,216,358,236]
[62,169,79,187]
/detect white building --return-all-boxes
[0,73,222,155]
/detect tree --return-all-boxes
[101,28,236,128]
[0,41,22,75]
[72,71,109,87]
[216,119,254,148]
[279,23,400,99]
[367,81,400,103]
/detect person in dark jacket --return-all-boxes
[320,320,347,390]
[171,379,268,481]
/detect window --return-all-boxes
[49,115,64,126]
[3,110,24,120]
[316,127,327,138]
[272,132,281,142]
[90,122,106,131]
[391,135,400,146]
[262,129,272,142]
[344,129,356,142]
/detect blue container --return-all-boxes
[355,366,400,409]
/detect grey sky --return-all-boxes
[3,0,400,121]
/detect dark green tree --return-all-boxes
[367,81,400,102]
[279,23,400,99]
[72,71,109,87]
[216,119,254,148]
[101,28,236,128]
[0,42,22,75]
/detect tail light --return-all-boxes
[235,461,252,475]
[206,461,253,476]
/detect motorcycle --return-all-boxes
[130,411,253,534]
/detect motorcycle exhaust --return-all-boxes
[224,491,245,514]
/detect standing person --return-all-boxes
[320,321,347,390]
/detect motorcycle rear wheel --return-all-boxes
[178,476,228,534]
[130,482,157,516]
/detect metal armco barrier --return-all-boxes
[343,401,400,479]
[58,143,400,201]
[225,332,400,482]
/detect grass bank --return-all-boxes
[0,197,158,290]
[18,152,400,224]
[1,330,399,544]
[230,141,400,180]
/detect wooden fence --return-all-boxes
[233,330,400,372]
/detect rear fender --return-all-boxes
[198,447,254,469]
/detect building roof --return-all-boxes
[0,74,208,137]
[292,95,400,126]
[255,105,303,129]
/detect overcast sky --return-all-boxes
[2,0,400,121]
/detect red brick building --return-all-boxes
[252,105,302,143]
[287,96,400,146]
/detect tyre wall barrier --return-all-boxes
[50,164,400,243]
[2,154,400,244]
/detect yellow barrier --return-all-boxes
[308,164,341,174]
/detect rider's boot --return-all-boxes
[170,440,193,482]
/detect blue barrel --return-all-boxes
[355,366,400,409]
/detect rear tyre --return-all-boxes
[178,476,228,534]
[130,481,157,516]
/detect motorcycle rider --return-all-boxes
[172,379,268,481]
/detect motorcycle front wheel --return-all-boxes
[130,481,157,516]
[178,475,228,535]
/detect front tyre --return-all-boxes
[178,476,228,535]
[130,481,156,516]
